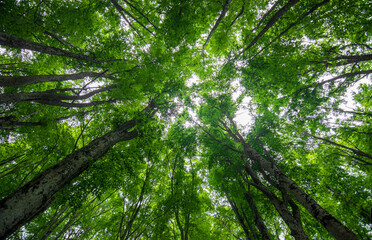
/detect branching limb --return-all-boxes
[203,0,232,50]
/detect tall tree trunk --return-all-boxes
[0,120,138,239]
[241,142,358,240]
[0,72,113,87]
[216,120,358,240]
[243,165,309,240]
[243,191,272,240]
[226,195,252,239]
[0,33,121,63]
[0,85,116,104]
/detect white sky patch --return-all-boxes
[234,96,254,127]
[339,76,371,111]
[231,79,254,127]
[185,74,200,87]
[119,17,131,31]
[140,44,151,53]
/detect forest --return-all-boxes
[0,0,371,239]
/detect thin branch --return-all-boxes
[251,0,330,60]
[110,0,154,36]
[296,70,372,93]
[247,0,281,41]
[305,132,372,160]
[241,0,299,55]
[203,0,232,50]
[229,5,244,28]
[122,0,158,30]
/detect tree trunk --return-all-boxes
[0,72,113,87]
[226,196,252,239]
[0,32,120,63]
[0,120,138,239]
[217,120,358,240]
[243,191,272,240]
[243,164,308,240]
[241,141,358,240]
[0,85,116,104]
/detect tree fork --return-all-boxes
[242,143,358,240]
[213,120,358,239]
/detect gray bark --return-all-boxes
[0,120,138,239]
[0,32,122,63]
[241,142,358,240]
[0,72,114,87]
[243,165,308,240]
[0,85,116,104]
[217,120,357,239]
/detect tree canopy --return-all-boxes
[0,0,371,239]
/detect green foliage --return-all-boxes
[0,0,371,239]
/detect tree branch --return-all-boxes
[203,0,232,50]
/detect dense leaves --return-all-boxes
[0,0,371,239]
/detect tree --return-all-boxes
[0,0,371,239]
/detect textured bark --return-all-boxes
[241,143,358,240]
[0,85,116,104]
[243,165,308,240]
[0,120,138,239]
[0,72,114,87]
[0,33,121,63]
[217,120,357,240]
[269,196,309,240]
